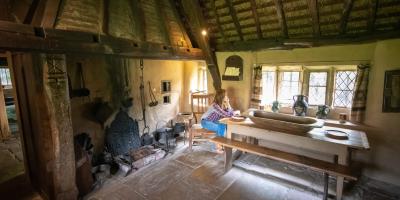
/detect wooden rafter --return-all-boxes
[40,0,61,28]
[226,0,243,40]
[339,0,354,34]
[215,30,400,51]
[249,0,262,39]
[0,21,204,60]
[367,0,378,33]
[273,0,288,38]
[103,0,109,34]
[175,0,222,89]
[210,0,227,42]
[308,0,320,37]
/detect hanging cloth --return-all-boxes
[249,65,263,109]
[350,64,370,123]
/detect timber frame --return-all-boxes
[200,0,400,51]
[0,21,203,60]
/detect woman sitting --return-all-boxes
[201,89,234,138]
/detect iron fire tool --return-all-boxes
[139,59,150,137]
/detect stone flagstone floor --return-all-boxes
[84,142,400,200]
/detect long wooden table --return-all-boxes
[219,118,369,200]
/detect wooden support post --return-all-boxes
[336,148,349,200]
[339,0,354,34]
[273,0,288,38]
[308,0,320,37]
[226,0,243,40]
[210,0,227,42]
[249,0,262,39]
[0,83,10,140]
[367,0,378,33]
[177,0,222,90]
[224,146,233,172]
[323,173,329,200]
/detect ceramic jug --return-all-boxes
[293,95,308,116]
[271,100,280,113]
[316,105,330,119]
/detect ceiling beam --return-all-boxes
[40,0,61,28]
[273,0,288,38]
[215,30,400,51]
[367,0,378,33]
[308,0,320,37]
[339,0,354,34]
[249,0,262,39]
[0,20,204,60]
[226,0,243,40]
[176,0,222,89]
[210,0,227,42]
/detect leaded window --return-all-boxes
[308,72,328,105]
[0,68,12,87]
[333,71,357,107]
[261,71,276,105]
[278,72,301,104]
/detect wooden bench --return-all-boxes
[211,137,357,200]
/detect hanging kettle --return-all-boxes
[292,95,308,116]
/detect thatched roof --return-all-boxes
[199,0,400,51]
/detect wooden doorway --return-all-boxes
[0,51,34,198]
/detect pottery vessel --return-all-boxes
[293,95,309,116]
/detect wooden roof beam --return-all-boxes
[210,0,227,42]
[273,0,288,38]
[308,0,320,37]
[250,0,262,39]
[339,0,354,34]
[226,0,243,40]
[215,30,400,51]
[367,0,378,33]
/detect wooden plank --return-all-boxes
[103,0,110,34]
[215,30,400,51]
[177,0,222,89]
[40,0,61,28]
[339,0,354,34]
[249,0,262,39]
[211,137,357,180]
[0,81,10,140]
[308,0,320,37]
[0,30,203,60]
[273,0,288,38]
[367,0,378,33]
[210,0,227,42]
[226,0,243,40]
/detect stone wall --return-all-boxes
[67,55,194,154]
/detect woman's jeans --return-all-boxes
[201,119,226,137]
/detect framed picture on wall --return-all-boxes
[383,69,400,112]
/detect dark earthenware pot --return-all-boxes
[293,95,308,116]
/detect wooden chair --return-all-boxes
[188,92,214,150]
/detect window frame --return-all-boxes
[304,69,330,106]
[260,64,358,110]
[277,70,302,104]
[332,69,358,108]
[261,65,303,106]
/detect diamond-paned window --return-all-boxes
[308,72,328,105]
[278,71,300,104]
[334,71,357,107]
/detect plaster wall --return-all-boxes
[215,52,254,112]
[362,40,400,186]
[216,39,400,186]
